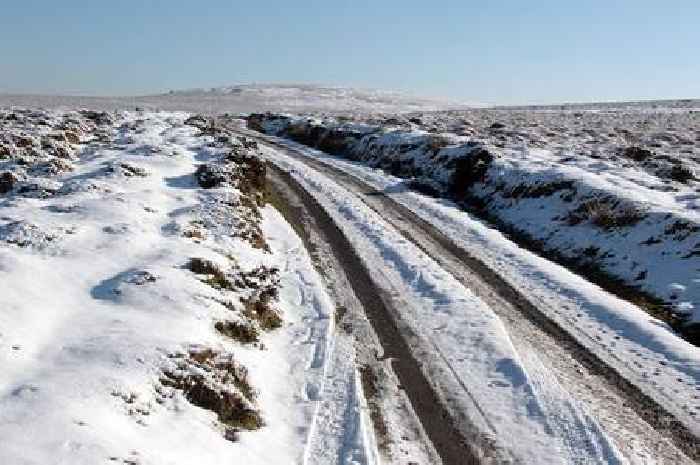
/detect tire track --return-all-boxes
[266,166,482,464]
[238,127,699,463]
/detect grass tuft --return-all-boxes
[566,198,645,230]
[215,321,260,344]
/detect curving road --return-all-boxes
[230,124,698,465]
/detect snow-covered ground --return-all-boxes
[3,104,698,465]
[248,131,700,445]
[0,110,378,464]
[257,139,642,464]
[0,84,469,115]
[166,83,470,113]
[250,109,700,334]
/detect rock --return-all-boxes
[0,172,18,194]
[489,122,506,130]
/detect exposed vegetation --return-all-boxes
[160,349,262,440]
[566,198,646,230]
[215,320,260,344]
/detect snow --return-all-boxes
[259,142,629,464]
[254,133,700,443]
[255,111,700,325]
[167,83,470,113]
[0,111,377,464]
[0,83,471,115]
[3,103,697,464]
[261,210,379,465]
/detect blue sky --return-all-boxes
[1,0,698,104]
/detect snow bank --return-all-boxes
[0,110,377,464]
[260,142,629,465]
[250,113,700,337]
[259,136,700,448]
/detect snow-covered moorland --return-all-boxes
[0,83,469,115]
[2,101,698,464]
[0,110,378,464]
[249,107,700,341]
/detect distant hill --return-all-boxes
[0,84,469,114]
[3,84,695,113]
[158,83,469,113]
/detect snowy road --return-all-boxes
[234,125,700,464]
[2,109,697,465]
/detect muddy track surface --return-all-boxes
[234,128,699,463]
[266,165,480,464]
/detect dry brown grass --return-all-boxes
[186,257,233,290]
[566,198,645,230]
[215,320,260,344]
[160,349,262,439]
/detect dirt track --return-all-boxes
[266,164,482,465]
[238,127,699,464]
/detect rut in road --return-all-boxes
[237,128,699,464]
[265,166,484,465]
